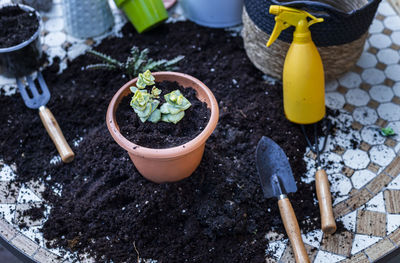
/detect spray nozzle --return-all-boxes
[266,5,324,47]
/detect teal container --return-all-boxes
[114,0,168,33]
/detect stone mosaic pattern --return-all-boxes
[0,0,400,262]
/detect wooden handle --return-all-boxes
[316,169,336,234]
[278,197,310,263]
[39,106,75,163]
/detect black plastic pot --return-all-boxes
[0,4,42,78]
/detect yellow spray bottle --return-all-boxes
[267,5,325,124]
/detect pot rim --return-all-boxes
[0,4,41,53]
[107,71,219,159]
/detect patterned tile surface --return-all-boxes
[0,0,400,262]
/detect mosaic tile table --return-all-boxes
[1,0,400,262]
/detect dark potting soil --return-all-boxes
[0,5,39,48]
[0,22,345,262]
[117,81,210,148]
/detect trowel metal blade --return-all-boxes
[256,136,297,198]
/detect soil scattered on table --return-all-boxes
[117,81,210,148]
[1,22,331,262]
[0,5,39,48]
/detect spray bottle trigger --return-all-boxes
[266,17,290,47]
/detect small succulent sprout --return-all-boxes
[136,70,155,90]
[160,90,191,124]
[380,127,396,137]
[130,90,161,123]
[151,86,161,99]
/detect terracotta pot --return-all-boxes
[106,72,219,183]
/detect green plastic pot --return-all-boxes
[114,0,168,33]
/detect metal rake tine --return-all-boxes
[26,75,41,98]
[16,78,32,105]
[37,72,50,95]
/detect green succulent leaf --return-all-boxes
[136,70,155,90]
[164,90,191,110]
[160,90,191,124]
[130,90,150,111]
[151,86,161,98]
[148,109,161,123]
[380,127,396,137]
[160,103,182,115]
[161,111,185,124]
[130,86,138,93]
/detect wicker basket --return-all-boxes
[242,0,380,80]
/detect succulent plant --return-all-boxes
[86,46,184,79]
[160,90,191,124]
[129,71,191,124]
[130,90,161,123]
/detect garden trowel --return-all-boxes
[256,136,310,263]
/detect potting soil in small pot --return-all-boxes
[0,5,38,48]
[117,81,210,148]
[0,22,345,262]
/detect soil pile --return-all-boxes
[0,5,39,48]
[0,22,322,262]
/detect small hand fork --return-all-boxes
[16,72,75,163]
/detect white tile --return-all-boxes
[351,234,382,254]
[42,3,63,17]
[345,89,370,106]
[301,229,323,248]
[67,43,89,60]
[343,149,370,170]
[266,239,287,260]
[314,250,345,263]
[17,185,42,204]
[340,210,357,232]
[361,68,386,85]
[384,16,400,31]
[394,82,400,97]
[357,52,377,68]
[353,107,378,125]
[361,126,386,145]
[370,145,396,166]
[365,192,385,213]
[321,152,344,175]
[351,169,376,189]
[46,47,67,60]
[387,214,400,234]
[364,40,370,51]
[44,32,66,47]
[377,49,400,65]
[392,31,400,45]
[325,79,339,92]
[0,204,16,224]
[385,64,400,81]
[0,164,16,181]
[378,2,397,16]
[21,226,45,247]
[369,85,394,102]
[369,34,392,49]
[326,92,345,109]
[377,103,400,121]
[44,17,64,32]
[328,173,353,205]
[369,19,384,34]
[0,75,15,86]
[387,174,400,189]
[338,72,362,89]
